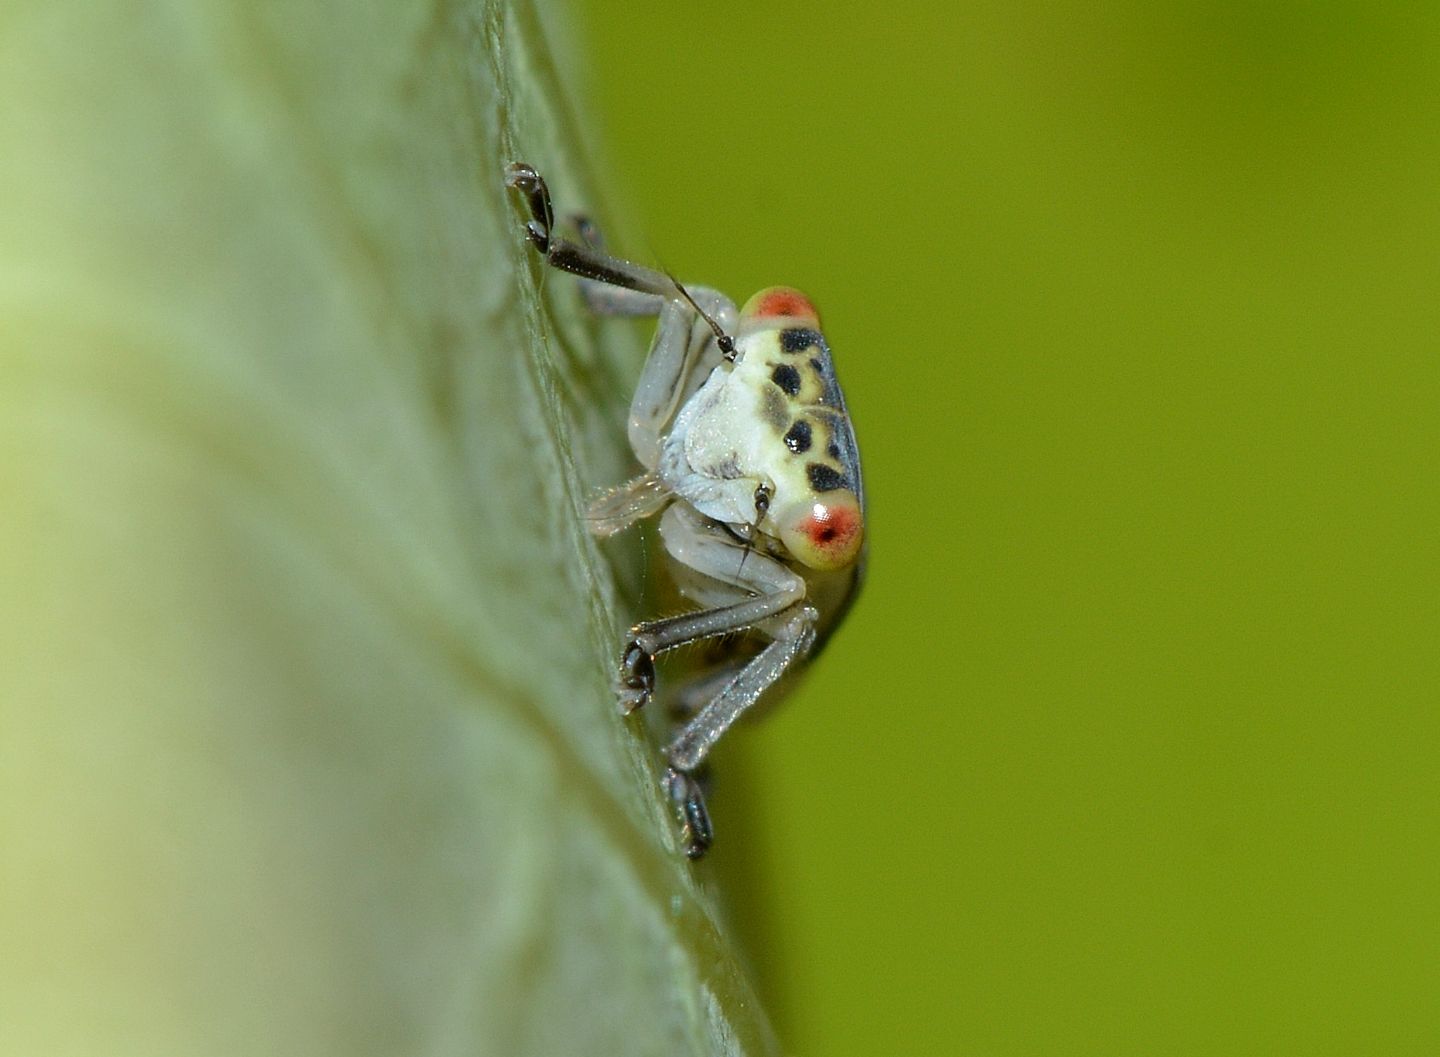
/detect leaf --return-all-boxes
[0,2,777,1054]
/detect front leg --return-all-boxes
[662,606,816,859]
[620,504,817,859]
[616,503,806,712]
[666,607,816,772]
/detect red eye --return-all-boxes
[741,286,820,325]
[805,502,858,548]
[782,498,863,570]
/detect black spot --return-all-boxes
[810,357,824,373]
[770,364,802,397]
[781,327,822,353]
[827,441,841,460]
[783,419,813,454]
[806,463,848,493]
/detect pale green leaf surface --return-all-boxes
[0,3,775,1054]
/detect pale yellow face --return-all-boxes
[734,288,865,572]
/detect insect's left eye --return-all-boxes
[740,286,820,326]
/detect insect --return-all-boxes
[506,162,866,858]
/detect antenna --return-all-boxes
[668,273,737,361]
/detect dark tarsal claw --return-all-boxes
[504,161,555,253]
[615,640,655,714]
[522,220,549,252]
[664,767,713,860]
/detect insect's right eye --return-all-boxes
[775,494,863,571]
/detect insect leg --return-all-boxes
[506,162,675,297]
[565,213,735,327]
[625,284,736,468]
[654,663,738,858]
[669,657,748,721]
[562,215,736,467]
[506,163,738,469]
[658,609,814,860]
[556,212,736,329]
[616,504,804,711]
[663,767,714,860]
[666,608,816,773]
[585,471,671,538]
[560,213,667,317]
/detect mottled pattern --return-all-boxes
[745,328,864,514]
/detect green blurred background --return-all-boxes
[579,2,1440,1053]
